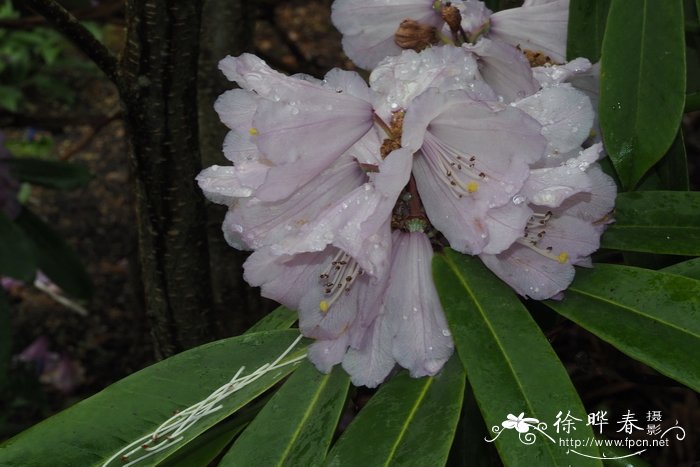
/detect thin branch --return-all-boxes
[0,0,124,30]
[60,109,122,161]
[0,111,118,130]
[23,0,123,90]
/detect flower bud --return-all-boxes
[394,19,438,52]
[440,4,462,34]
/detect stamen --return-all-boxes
[317,250,362,313]
[248,127,259,136]
[517,212,569,264]
[422,133,489,199]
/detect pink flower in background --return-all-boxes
[17,336,85,394]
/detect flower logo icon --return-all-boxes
[502,413,540,433]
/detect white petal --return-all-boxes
[513,84,594,154]
[489,0,570,63]
[384,232,453,377]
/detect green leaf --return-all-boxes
[14,209,93,299]
[567,0,611,62]
[245,306,297,334]
[0,211,36,282]
[433,250,601,467]
[599,0,686,189]
[325,356,465,467]
[221,361,349,467]
[601,191,700,255]
[157,415,248,467]
[545,264,700,392]
[7,158,91,190]
[0,85,22,112]
[0,330,307,466]
[446,379,500,467]
[157,394,275,467]
[635,129,688,191]
[661,257,700,280]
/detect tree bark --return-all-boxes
[121,0,216,357]
[198,0,275,334]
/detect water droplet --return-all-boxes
[512,195,525,205]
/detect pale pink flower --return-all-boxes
[331,0,443,70]
[486,0,570,64]
[402,87,547,254]
[213,54,376,202]
[480,145,616,299]
[308,231,454,387]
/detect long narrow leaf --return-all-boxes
[433,250,601,467]
[7,158,91,190]
[245,306,297,334]
[662,258,700,280]
[0,330,307,466]
[0,211,36,282]
[220,361,349,467]
[325,356,465,467]
[635,130,689,191]
[567,0,611,62]
[14,208,93,299]
[599,0,685,189]
[601,191,700,255]
[545,264,700,392]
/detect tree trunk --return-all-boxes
[121,0,216,358]
[198,0,275,334]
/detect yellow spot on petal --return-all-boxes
[557,252,569,264]
[249,127,259,136]
[467,181,479,193]
[319,300,330,313]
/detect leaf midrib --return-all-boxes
[442,254,562,466]
[567,287,700,339]
[381,377,433,467]
[275,371,333,467]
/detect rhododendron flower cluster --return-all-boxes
[198,0,615,387]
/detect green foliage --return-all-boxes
[14,208,93,299]
[433,251,601,467]
[546,264,700,392]
[7,157,92,190]
[0,0,102,112]
[567,0,611,62]
[0,212,36,282]
[601,191,700,255]
[326,357,465,467]
[222,361,349,466]
[599,0,686,189]
[0,330,307,466]
[1,1,697,466]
